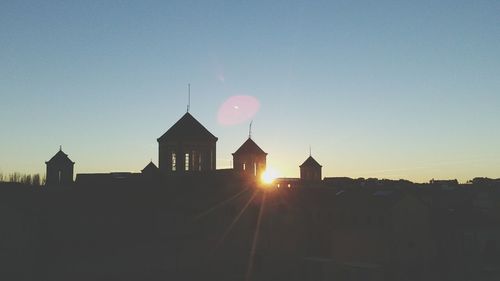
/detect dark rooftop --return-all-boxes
[157,112,218,142]
[232,138,267,155]
[300,156,322,168]
[46,149,74,164]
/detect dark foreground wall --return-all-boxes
[0,179,499,281]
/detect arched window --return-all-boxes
[171,152,176,171]
[184,153,190,171]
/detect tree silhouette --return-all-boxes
[1,172,43,186]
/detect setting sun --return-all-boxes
[261,167,279,184]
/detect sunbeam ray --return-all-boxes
[194,187,250,220]
[215,189,258,249]
[245,191,266,281]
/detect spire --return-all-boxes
[59,145,62,152]
[309,145,311,157]
[187,83,191,113]
[249,120,253,139]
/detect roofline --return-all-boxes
[158,137,219,142]
[232,152,268,156]
[45,161,75,164]
[300,163,322,167]
[157,112,218,142]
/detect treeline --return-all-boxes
[0,172,45,186]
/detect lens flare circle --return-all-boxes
[217,95,260,126]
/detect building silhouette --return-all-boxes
[12,106,500,280]
[232,137,267,178]
[45,147,74,185]
[157,112,217,173]
[141,161,159,178]
[300,155,322,181]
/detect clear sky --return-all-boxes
[1,0,499,183]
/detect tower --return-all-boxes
[45,147,74,185]
[232,137,267,178]
[157,112,218,173]
[300,155,322,181]
[141,161,159,179]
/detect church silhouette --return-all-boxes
[46,111,321,187]
[3,108,492,281]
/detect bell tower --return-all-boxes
[232,136,267,178]
[300,154,322,182]
[157,112,218,173]
[45,146,74,186]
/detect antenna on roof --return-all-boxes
[187,83,191,113]
[59,145,62,151]
[249,120,253,139]
[309,145,311,157]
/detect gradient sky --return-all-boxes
[1,0,499,183]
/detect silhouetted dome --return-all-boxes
[141,161,158,173]
[233,138,267,156]
[46,150,74,164]
[300,156,322,168]
[157,113,218,142]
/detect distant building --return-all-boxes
[323,177,358,187]
[275,177,301,189]
[157,112,218,173]
[141,161,159,178]
[45,147,74,186]
[141,161,158,173]
[300,155,322,181]
[232,137,267,178]
[429,179,459,190]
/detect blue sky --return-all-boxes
[1,0,499,182]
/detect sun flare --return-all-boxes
[261,168,279,184]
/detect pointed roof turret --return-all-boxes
[141,161,158,173]
[300,156,322,168]
[157,112,218,142]
[45,149,74,164]
[233,138,267,156]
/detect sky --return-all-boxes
[1,0,499,183]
